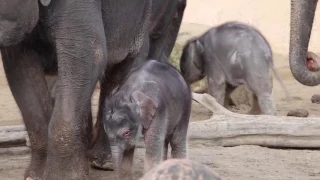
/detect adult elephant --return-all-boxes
[89,0,187,170]
[289,0,320,86]
[0,0,156,179]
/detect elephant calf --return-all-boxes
[139,159,223,180]
[103,60,191,180]
[180,21,288,115]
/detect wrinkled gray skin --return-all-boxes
[0,0,158,179]
[103,60,191,180]
[180,21,288,115]
[289,0,320,86]
[140,159,223,180]
[90,0,187,170]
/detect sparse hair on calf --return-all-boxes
[140,159,223,180]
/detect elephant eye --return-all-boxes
[123,130,131,138]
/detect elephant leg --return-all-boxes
[44,74,93,149]
[144,131,164,173]
[89,75,117,171]
[122,148,135,180]
[43,2,107,179]
[148,0,186,63]
[207,72,227,106]
[1,46,53,180]
[90,59,138,170]
[247,74,276,116]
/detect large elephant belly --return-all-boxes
[102,0,152,64]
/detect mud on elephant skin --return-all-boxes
[102,60,192,180]
[139,159,223,180]
[0,0,161,179]
[180,21,289,116]
[90,0,187,171]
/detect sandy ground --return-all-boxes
[1,1,320,179]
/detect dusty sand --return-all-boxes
[1,1,320,179]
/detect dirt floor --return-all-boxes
[1,2,320,179]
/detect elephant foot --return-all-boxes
[25,167,43,180]
[25,172,42,180]
[43,161,89,180]
[24,151,47,180]
[90,157,114,171]
[89,142,114,171]
[42,147,89,180]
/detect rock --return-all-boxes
[139,159,223,180]
[287,109,309,117]
[311,94,320,104]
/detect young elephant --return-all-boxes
[103,60,192,180]
[180,21,288,115]
[139,159,223,180]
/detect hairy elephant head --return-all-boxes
[0,0,51,47]
[180,39,206,84]
[289,0,320,86]
[103,90,158,179]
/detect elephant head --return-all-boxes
[180,39,206,84]
[289,0,320,86]
[0,0,51,47]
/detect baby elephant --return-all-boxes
[103,60,192,180]
[140,159,223,180]
[180,21,288,115]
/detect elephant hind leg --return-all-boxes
[256,94,277,115]
[1,46,53,180]
[247,79,276,116]
[170,113,190,160]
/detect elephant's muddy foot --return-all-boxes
[24,152,47,180]
[89,143,114,170]
[25,168,43,180]
[90,155,114,171]
[43,163,89,180]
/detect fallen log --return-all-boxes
[0,125,27,147]
[189,93,320,148]
[1,93,320,149]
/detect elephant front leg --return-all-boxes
[122,148,135,180]
[43,2,107,179]
[143,128,164,173]
[1,46,53,180]
[90,75,117,171]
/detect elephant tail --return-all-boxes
[270,65,292,103]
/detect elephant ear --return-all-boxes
[40,0,51,6]
[130,90,158,129]
[193,40,205,70]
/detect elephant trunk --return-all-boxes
[289,0,320,86]
[111,146,124,180]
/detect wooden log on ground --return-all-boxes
[0,125,27,147]
[189,93,320,148]
[1,94,320,149]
